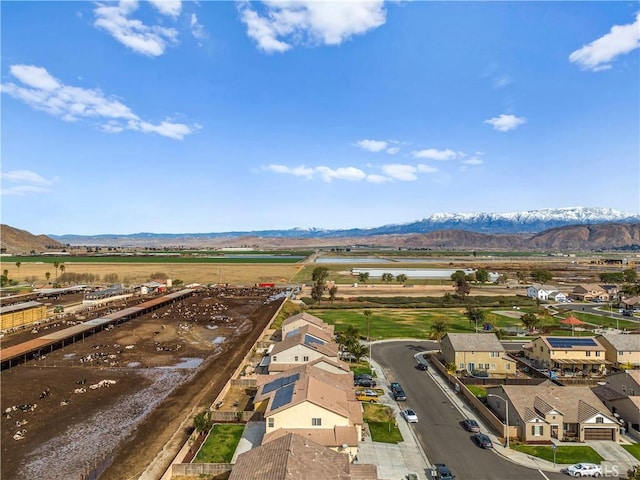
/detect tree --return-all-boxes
[530,269,552,283]
[53,262,60,281]
[311,283,325,303]
[328,285,338,303]
[173,279,184,287]
[623,268,638,283]
[396,274,407,285]
[0,272,8,287]
[358,272,370,284]
[193,410,213,434]
[15,261,21,279]
[59,264,65,283]
[430,318,449,343]
[451,270,467,282]
[454,277,471,299]
[465,306,485,331]
[363,309,373,342]
[348,342,369,363]
[475,269,489,284]
[311,267,330,284]
[521,312,539,333]
[625,465,640,480]
[381,272,394,284]
[45,272,51,283]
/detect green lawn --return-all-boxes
[513,445,603,464]
[622,443,640,461]
[362,404,403,443]
[466,385,487,399]
[194,424,245,463]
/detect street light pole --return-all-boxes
[488,394,510,449]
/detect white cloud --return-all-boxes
[462,157,484,165]
[148,0,182,18]
[381,164,418,182]
[316,166,366,182]
[356,139,388,152]
[493,75,512,89]
[569,13,640,71]
[410,148,457,160]
[264,164,315,179]
[239,1,386,53]
[417,164,438,174]
[386,146,400,155]
[1,170,56,196]
[190,13,206,41]
[1,64,197,140]
[484,114,526,132]
[366,174,389,183]
[94,1,179,56]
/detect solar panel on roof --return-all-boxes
[262,373,300,394]
[271,383,295,410]
[547,337,597,348]
[304,334,325,346]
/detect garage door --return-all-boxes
[584,428,614,440]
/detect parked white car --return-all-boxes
[402,408,418,423]
[563,463,602,477]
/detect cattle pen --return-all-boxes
[0,288,196,370]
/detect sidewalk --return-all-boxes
[421,351,640,474]
[358,358,432,480]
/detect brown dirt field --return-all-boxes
[1,287,286,480]
[4,262,305,286]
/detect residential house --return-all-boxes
[527,284,561,301]
[228,433,378,480]
[596,334,640,369]
[527,336,611,376]
[440,333,517,376]
[570,284,609,302]
[548,291,567,302]
[621,296,640,311]
[269,327,341,374]
[593,370,640,434]
[254,367,363,459]
[487,381,620,442]
[282,312,335,338]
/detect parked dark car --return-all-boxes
[354,378,376,387]
[415,362,428,371]
[434,463,455,479]
[623,310,634,317]
[461,418,480,432]
[472,433,494,449]
[390,382,403,394]
[393,389,407,401]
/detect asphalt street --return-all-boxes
[373,341,568,480]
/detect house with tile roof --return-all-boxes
[596,334,640,368]
[570,284,609,302]
[268,327,340,374]
[486,381,620,442]
[527,336,611,376]
[228,432,378,480]
[440,333,516,376]
[254,366,363,458]
[593,370,640,433]
[282,312,335,338]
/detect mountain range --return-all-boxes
[2,207,639,253]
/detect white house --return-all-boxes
[527,284,562,301]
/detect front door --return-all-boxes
[551,425,558,439]
[467,363,475,372]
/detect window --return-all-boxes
[312,418,322,426]
[532,425,543,436]
[506,364,511,370]
[595,351,600,357]
[619,351,624,356]
[459,363,465,370]
[586,351,591,357]
[622,385,627,393]
[596,417,604,424]
[303,356,309,361]
[294,356,299,362]
[490,352,499,358]
[490,364,496,370]
[268,418,274,428]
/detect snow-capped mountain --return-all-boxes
[49,207,640,245]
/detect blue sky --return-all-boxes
[1,1,639,235]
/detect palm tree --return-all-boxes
[15,261,21,279]
[59,264,65,284]
[429,318,449,343]
[358,272,369,284]
[381,273,394,284]
[348,342,369,364]
[53,262,60,281]
[45,272,51,284]
[363,309,373,342]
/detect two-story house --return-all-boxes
[440,333,516,376]
[596,334,640,369]
[527,336,610,376]
[570,284,609,302]
[282,312,335,338]
[487,382,619,442]
[593,370,640,434]
[269,326,341,374]
[527,284,563,301]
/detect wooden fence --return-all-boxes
[172,462,232,477]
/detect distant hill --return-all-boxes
[0,224,64,254]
